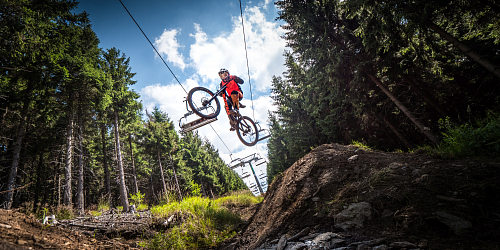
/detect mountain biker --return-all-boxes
[218,68,246,131]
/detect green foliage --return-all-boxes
[35,205,75,220]
[188,180,202,197]
[267,0,500,180]
[144,196,244,249]
[129,191,145,206]
[352,141,372,150]
[438,112,500,158]
[97,197,110,212]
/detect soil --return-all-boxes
[0,208,146,249]
[227,143,500,250]
[1,143,499,250]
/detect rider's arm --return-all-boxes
[232,75,244,85]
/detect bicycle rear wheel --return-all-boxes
[187,87,221,119]
[236,116,258,146]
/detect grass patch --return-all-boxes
[141,191,261,250]
[90,210,102,217]
[215,190,263,207]
[359,167,394,191]
[137,203,148,211]
[97,196,110,211]
[352,140,372,150]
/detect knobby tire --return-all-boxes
[236,116,258,146]
[187,87,221,119]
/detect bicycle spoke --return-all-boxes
[236,116,258,146]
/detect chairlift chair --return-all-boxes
[179,98,217,133]
[255,122,271,142]
[241,173,251,179]
[255,159,267,167]
[229,158,243,170]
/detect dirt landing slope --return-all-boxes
[234,143,500,250]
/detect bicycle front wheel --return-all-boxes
[187,87,221,119]
[236,116,258,146]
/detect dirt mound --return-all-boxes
[233,143,500,249]
[0,209,143,249]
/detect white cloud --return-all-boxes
[189,6,287,92]
[154,28,187,70]
[140,77,199,125]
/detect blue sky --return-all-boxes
[76,0,289,191]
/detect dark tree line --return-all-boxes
[0,0,245,212]
[267,0,500,182]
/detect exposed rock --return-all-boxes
[334,202,372,230]
[357,244,371,250]
[287,227,310,242]
[381,209,394,218]
[277,235,287,250]
[299,233,320,241]
[330,238,346,248]
[285,242,307,250]
[418,239,428,248]
[348,155,359,161]
[312,232,339,244]
[372,245,390,250]
[390,241,417,248]
[434,211,472,235]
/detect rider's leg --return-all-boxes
[224,94,236,130]
[231,91,242,111]
[223,94,232,115]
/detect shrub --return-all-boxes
[439,112,500,158]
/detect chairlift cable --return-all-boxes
[239,0,262,157]
[238,0,256,122]
[209,124,233,155]
[118,0,187,94]
[119,0,233,155]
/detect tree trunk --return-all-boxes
[128,134,139,194]
[149,158,155,202]
[4,89,31,209]
[63,103,74,207]
[426,22,500,79]
[33,153,44,211]
[404,75,449,119]
[381,114,413,149]
[367,73,440,144]
[157,148,168,203]
[200,179,207,197]
[76,104,84,215]
[170,153,183,201]
[100,123,112,207]
[113,108,129,212]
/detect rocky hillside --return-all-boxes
[222,143,500,250]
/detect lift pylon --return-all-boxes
[227,153,267,195]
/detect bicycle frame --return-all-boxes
[201,83,228,109]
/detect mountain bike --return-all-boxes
[186,84,259,146]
